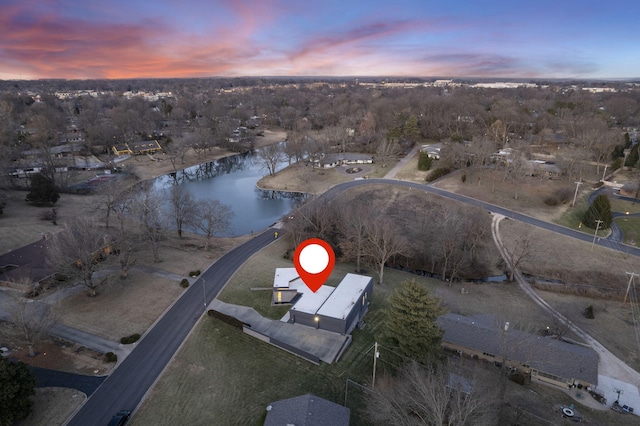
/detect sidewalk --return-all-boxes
[210,299,350,364]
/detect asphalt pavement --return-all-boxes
[322,178,640,257]
[66,228,281,426]
[30,366,105,396]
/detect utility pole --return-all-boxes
[623,272,639,305]
[571,181,583,207]
[591,220,603,251]
[372,342,379,389]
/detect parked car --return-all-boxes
[108,410,131,426]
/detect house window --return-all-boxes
[277,291,282,303]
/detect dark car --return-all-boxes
[108,410,131,426]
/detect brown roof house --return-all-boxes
[437,313,599,389]
[264,393,350,426]
[0,235,57,292]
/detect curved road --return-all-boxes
[68,176,640,425]
[324,178,640,257]
[66,228,280,426]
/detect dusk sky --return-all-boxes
[1,0,638,80]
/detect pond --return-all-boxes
[152,146,307,236]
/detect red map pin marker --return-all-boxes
[293,238,335,293]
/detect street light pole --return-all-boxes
[591,220,603,251]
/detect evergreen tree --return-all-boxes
[417,151,433,171]
[583,194,612,229]
[625,142,639,167]
[0,358,36,426]
[25,173,59,206]
[382,280,447,364]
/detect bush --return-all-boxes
[461,173,466,183]
[120,333,141,344]
[544,196,559,206]
[417,152,433,171]
[583,305,595,319]
[180,278,189,288]
[105,352,117,363]
[612,157,623,171]
[189,270,201,277]
[426,167,452,182]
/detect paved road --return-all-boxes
[322,178,640,257]
[66,228,280,426]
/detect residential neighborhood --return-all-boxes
[1,73,640,425]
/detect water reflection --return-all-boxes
[166,152,252,185]
[152,145,308,236]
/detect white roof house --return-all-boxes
[273,267,302,289]
[274,268,374,335]
[316,274,372,320]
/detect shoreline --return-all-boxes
[126,128,287,182]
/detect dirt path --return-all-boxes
[492,213,640,410]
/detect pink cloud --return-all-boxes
[0,2,270,78]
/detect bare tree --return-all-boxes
[258,143,284,176]
[505,151,531,200]
[506,232,533,282]
[3,295,58,357]
[94,177,130,229]
[192,199,233,250]
[338,202,370,273]
[49,217,113,296]
[168,185,197,238]
[375,137,401,168]
[366,361,498,426]
[282,131,309,167]
[129,186,167,263]
[434,206,468,284]
[286,198,340,247]
[362,218,408,285]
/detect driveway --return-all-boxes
[492,214,640,415]
[29,366,105,396]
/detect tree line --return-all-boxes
[286,186,496,285]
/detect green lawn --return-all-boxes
[555,196,610,238]
[609,197,640,215]
[614,216,640,245]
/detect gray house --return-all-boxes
[264,393,350,426]
[437,313,599,389]
[290,273,373,335]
